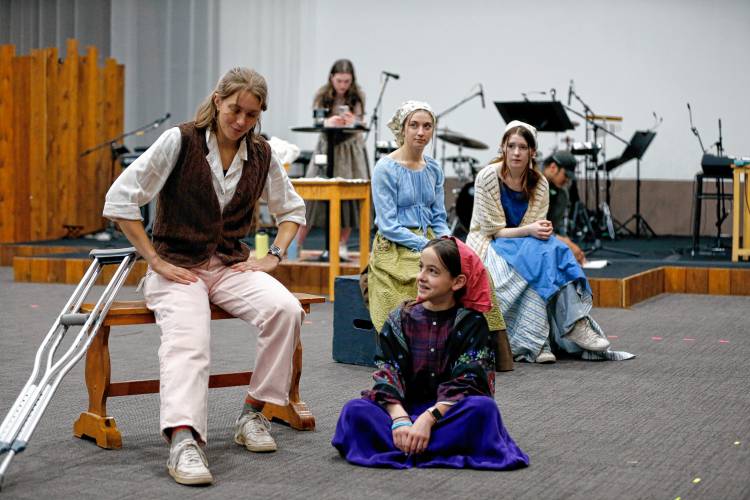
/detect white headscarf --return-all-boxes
[386,100,436,146]
[504,120,537,142]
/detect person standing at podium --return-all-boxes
[298,59,369,259]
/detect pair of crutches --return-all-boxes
[0,248,139,490]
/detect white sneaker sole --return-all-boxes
[168,467,213,486]
[234,434,277,453]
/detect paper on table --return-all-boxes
[583,259,608,269]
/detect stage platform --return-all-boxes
[2,234,749,306]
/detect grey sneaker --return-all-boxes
[167,438,213,486]
[234,412,277,452]
[536,351,557,364]
[566,319,610,352]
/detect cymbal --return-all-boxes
[437,129,488,150]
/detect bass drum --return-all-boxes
[455,182,475,231]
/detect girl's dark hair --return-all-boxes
[489,125,541,200]
[424,238,461,277]
[313,59,365,114]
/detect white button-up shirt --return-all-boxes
[103,127,306,226]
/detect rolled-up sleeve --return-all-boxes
[102,127,182,221]
[262,152,306,225]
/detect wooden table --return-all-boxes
[292,179,370,300]
[731,164,750,262]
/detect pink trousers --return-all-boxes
[143,256,304,443]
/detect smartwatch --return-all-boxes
[428,406,442,422]
[267,244,283,262]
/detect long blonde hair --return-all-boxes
[194,67,268,142]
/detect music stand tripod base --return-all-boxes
[584,239,640,258]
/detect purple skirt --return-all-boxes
[331,396,529,470]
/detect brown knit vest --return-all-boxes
[151,122,271,267]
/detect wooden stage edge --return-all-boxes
[6,252,750,306]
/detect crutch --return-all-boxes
[0,247,139,490]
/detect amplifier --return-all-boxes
[701,154,734,178]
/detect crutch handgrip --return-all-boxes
[89,247,138,265]
[59,313,90,326]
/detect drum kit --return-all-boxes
[435,128,490,233]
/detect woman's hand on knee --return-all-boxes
[231,255,279,274]
[526,220,553,240]
[150,256,198,284]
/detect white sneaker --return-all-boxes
[167,438,213,486]
[536,351,557,364]
[234,412,277,452]
[566,319,610,352]
[338,243,350,261]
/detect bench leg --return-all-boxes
[73,325,122,449]
[262,340,315,431]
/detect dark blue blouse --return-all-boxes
[500,184,529,228]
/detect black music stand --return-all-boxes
[604,131,657,238]
[494,101,575,132]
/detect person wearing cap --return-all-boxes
[542,152,586,264]
[467,121,634,364]
[332,236,529,470]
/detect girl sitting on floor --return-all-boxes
[332,237,529,470]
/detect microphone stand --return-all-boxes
[563,99,638,257]
[83,113,171,240]
[365,73,396,169]
[432,86,483,158]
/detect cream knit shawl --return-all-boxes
[466,162,550,260]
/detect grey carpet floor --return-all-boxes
[0,267,748,499]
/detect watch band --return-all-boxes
[429,406,442,422]
[267,244,283,262]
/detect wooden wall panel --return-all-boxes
[729,269,750,295]
[664,267,686,293]
[12,55,31,242]
[29,49,48,240]
[0,45,15,242]
[623,268,664,308]
[592,278,623,308]
[46,48,61,237]
[0,40,124,243]
[707,268,731,295]
[685,268,709,294]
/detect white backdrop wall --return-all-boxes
[116,0,750,181]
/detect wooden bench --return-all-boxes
[73,293,325,449]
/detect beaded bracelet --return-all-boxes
[391,421,413,430]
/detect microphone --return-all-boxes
[567,80,574,106]
[154,112,171,128]
[479,83,485,108]
[382,71,400,80]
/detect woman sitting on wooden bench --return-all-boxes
[103,67,306,486]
